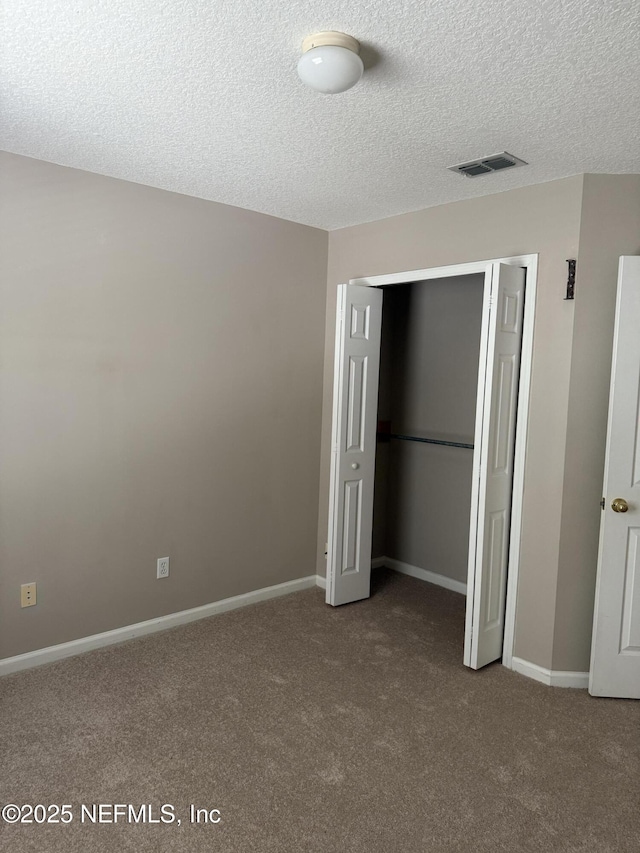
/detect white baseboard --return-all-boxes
[0,576,318,677]
[511,656,589,689]
[379,557,467,596]
[317,558,467,596]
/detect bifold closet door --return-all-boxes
[464,263,526,670]
[326,284,383,606]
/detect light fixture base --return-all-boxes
[301,31,361,55]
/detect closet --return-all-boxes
[326,260,527,670]
[372,275,484,593]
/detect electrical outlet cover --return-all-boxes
[21,582,37,607]
[157,557,170,579]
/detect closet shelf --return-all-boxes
[378,433,474,450]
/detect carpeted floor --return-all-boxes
[0,569,638,852]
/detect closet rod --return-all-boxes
[382,433,474,450]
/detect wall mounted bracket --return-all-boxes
[565,259,576,300]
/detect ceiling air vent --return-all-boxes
[448,152,528,178]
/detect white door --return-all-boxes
[590,256,640,699]
[464,263,526,669]
[327,284,383,606]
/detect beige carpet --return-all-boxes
[1,569,638,852]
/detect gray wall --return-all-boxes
[318,176,585,672]
[0,152,328,659]
[553,175,640,671]
[3,157,637,676]
[373,276,484,583]
[318,174,640,673]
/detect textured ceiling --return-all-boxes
[2,0,639,229]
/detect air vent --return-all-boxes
[448,152,528,178]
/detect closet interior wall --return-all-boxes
[372,274,484,586]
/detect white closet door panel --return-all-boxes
[465,263,525,669]
[327,285,383,606]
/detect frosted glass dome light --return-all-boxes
[297,32,364,95]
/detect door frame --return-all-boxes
[347,254,538,671]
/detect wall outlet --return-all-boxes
[21,582,37,608]
[157,557,170,579]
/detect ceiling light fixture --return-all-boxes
[297,32,364,94]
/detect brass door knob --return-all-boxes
[611,498,629,513]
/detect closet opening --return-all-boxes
[326,257,536,671]
[372,274,483,604]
